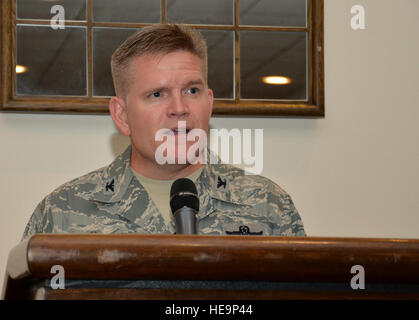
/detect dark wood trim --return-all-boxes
[87,0,93,97]
[13,20,308,33]
[1,0,325,117]
[310,0,324,115]
[307,0,313,104]
[2,0,15,107]
[11,0,16,100]
[0,97,320,116]
[234,0,240,102]
[42,287,419,300]
[15,19,89,27]
[22,235,419,282]
[161,0,166,24]
[0,0,7,108]
[4,235,419,299]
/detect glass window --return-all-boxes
[201,30,234,99]
[93,28,139,97]
[16,25,87,96]
[17,0,86,21]
[92,0,160,23]
[2,0,323,116]
[240,31,307,100]
[240,0,306,27]
[167,0,234,25]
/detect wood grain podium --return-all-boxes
[2,234,419,300]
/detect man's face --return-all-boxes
[120,50,213,167]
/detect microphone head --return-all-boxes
[170,178,199,213]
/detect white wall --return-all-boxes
[1,0,418,292]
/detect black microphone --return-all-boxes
[170,178,199,234]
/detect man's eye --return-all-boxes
[188,87,198,94]
[151,92,161,98]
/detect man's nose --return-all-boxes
[167,92,190,118]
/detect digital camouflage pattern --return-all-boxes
[22,145,306,239]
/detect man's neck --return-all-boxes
[130,152,204,181]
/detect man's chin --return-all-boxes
[155,144,205,165]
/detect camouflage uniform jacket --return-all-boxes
[22,145,306,239]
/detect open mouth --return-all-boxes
[171,127,191,134]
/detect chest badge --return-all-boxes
[226,225,263,235]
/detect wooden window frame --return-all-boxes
[0,0,324,116]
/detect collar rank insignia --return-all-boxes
[226,225,263,235]
[106,179,115,192]
[217,176,227,189]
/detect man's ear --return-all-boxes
[109,97,131,136]
[207,88,214,117]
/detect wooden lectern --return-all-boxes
[2,235,419,300]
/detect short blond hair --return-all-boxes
[111,24,208,98]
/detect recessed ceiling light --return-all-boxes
[15,65,27,74]
[262,76,291,85]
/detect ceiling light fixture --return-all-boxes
[262,76,291,85]
[16,65,28,74]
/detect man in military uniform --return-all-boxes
[22,24,305,239]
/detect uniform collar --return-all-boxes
[89,145,253,208]
[88,145,134,203]
[197,151,254,200]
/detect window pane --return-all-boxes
[17,0,86,21]
[93,28,139,97]
[93,0,160,23]
[240,0,306,27]
[240,31,307,100]
[167,0,233,25]
[201,30,234,99]
[16,25,87,96]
